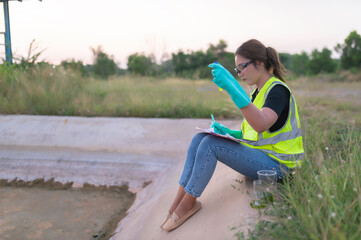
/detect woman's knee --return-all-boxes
[189,133,208,149]
[193,132,209,142]
[198,134,222,149]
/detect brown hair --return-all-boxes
[235,39,287,82]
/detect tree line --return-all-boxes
[279,30,361,76]
[124,30,361,79]
[4,31,361,80]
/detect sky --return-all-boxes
[1,0,361,68]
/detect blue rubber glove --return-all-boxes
[211,121,243,139]
[208,62,250,109]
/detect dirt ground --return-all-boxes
[0,178,135,240]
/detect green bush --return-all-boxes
[91,46,117,79]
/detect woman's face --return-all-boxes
[235,54,264,87]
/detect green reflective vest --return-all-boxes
[241,77,304,168]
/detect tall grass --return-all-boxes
[0,65,84,115]
[0,65,239,118]
[77,76,237,118]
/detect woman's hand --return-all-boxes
[208,62,250,109]
[208,62,238,91]
[211,121,243,139]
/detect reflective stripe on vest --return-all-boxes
[241,77,304,168]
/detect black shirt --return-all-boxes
[251,85,290,132]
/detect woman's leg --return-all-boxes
[166,133,289,223]
[183,134,289,198]
[178,133,209,188]
[168,186,185,214]
[168,133,209,214]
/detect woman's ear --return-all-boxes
[255,60,267,71]
[256,60,272,74]
[255,60,265,67]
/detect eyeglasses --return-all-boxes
[234,60,254,74]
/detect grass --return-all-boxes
[0,65,239,118]
[1,65,361,239]
[239,121,360,240]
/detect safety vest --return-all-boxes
[241,77,304,168]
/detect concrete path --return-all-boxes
[0,115,259,239]
[0,115,214,188]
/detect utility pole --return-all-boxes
[2,0,13,64]
[1,0,41,64]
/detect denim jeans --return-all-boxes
[179,133,290,197]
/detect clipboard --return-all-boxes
[196,127,245,143]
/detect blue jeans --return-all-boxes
[179,133,290,197]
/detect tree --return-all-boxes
[206,40,236,78]
[127,53,154,76]
[170,49,216,79]
[91,46,117,79]
[308,48,336,75]
[335,30,361,69]
[279,53,293,72]
[171,50,188,75]
[292,52,309,76]
[61,59,88,76]
[159,59,174,76]
[207,39,227,59]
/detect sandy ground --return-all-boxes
[0,179,135,240]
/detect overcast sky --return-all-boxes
[1,0,360,67]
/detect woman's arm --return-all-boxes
[240,104,278,133]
